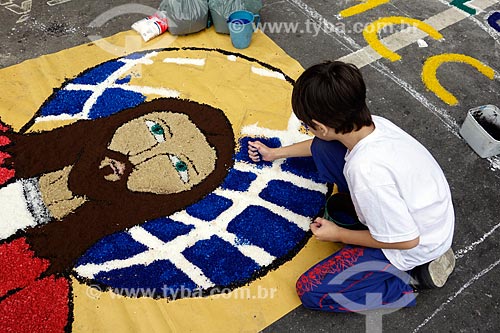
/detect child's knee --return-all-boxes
[296,290,316,310]
[296,277,319,310]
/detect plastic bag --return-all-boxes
[159,0,209,36]
[209,0,263,34]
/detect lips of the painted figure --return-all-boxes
[110,159,126,176]
[99,158,126,180]
[98,150,133,181]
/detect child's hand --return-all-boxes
[248,141,275,162]
[310,217,343,243]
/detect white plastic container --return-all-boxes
[131,11,168,42]
[459,105,500,158]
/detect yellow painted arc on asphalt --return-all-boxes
[422,53,495,106]
[339,0,390,18]
[363,16,444,62]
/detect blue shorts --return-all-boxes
[311,137,349,193]
[296,245,416,312]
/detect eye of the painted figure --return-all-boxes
[145,120,166,143]
[169,155,189,183]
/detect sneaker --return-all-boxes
[412,248,456,289]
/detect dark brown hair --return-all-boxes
[291,61,373,134]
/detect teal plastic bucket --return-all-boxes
[323,193,367,231]
[227,10,260,49]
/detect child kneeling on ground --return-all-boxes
[248,61,455,312]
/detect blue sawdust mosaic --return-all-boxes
[183,236,261,286]
[76,233,149,266]
[259,180,325,217]
[186,193,233,221]
[227,206,306,258]
[220,169,257,192]
[94,259,198,296]
[37,49,326,298]
[89,88,145,119]
[40,90,93,117]
[235,136,281,167]
[141,218,194,244]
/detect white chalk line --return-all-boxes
[285,0,469,137]
[455,220,500,259]
[286,0,499,242]
[340,0,499,68]
[370,61,461,136]
[338,0,500,139]
[285,0,361,51]
[475,11,500,45]
[436,0,500,45]
[283,0,500,330]
[286,0,500,252]
[488,155,500,171]
[412,256,500,333]
[289,0,500,142]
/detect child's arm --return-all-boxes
[248,139,313,162]
[311,217,419,250]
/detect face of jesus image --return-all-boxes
[65,100,233,204]
[101,111,216,194]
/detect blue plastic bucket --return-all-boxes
[227,10,260,49]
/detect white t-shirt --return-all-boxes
[344,116,454,271]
